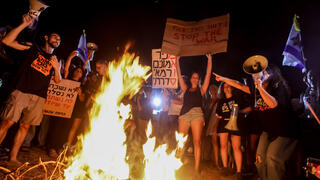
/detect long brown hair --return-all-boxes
[265,64,291,96]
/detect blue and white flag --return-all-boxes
[282,15,306,72]
[77,30,91,72]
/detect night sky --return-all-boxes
[1,0,320,97]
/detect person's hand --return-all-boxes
[22,14,34,27]
[206,53,212,59]
[176,56,180,61]
[75,87,81,93]
[87,50,95,61]
[254,77,263,89]
[50,55,60,70]
[68,50,79,59]
[212,72,224,82]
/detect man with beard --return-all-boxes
[0,14,61,165]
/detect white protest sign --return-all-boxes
[152,49,178,89]
[162,14,229,56]
[43,79,80,118]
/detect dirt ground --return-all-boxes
[0,146,63,180]
[0,145,259,180]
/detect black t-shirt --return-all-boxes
[216,95,247,121]
[180,87,202,115]
[252,80,299,138]
[14,45,57,98]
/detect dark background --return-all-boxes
[1,0,320,97]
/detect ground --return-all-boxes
[0,145,259,180]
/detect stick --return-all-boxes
[305,101,320,126]
[16,161,66,179]
[0,167,15,180]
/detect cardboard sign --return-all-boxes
[161,14,229,56]
[43,79,80,118]
[152,49,178,89]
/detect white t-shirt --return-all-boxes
[168,91,184,116]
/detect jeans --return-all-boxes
[256,131,298,180]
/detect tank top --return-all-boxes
[180,87,202,115]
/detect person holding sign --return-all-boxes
[46,64,85,158]
[176,54,212,174]
[0,13,61,165]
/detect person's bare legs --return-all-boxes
[231,135,242,173]
[0,120,15,144]
[248,134,259,167]
[191,120,204,174]
[178,118,190,159]
[9,123,30,163]
[211,133,219,168]
[219,132,229,168]
[66,118,82,145]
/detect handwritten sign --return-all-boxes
[152,49,178,89]
[161,14,229,56]
[43,79,80,118]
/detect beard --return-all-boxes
[48,41,60,49]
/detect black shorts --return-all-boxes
[71,99,87,119]
[217,118,241,136]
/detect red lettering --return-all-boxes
[172,26,185,33]
[170,59,176,68]
[173,33,179,40]
[192,33,199,42]
[170,78,177,85]
[180,34,186,40]
[63,103,71,109]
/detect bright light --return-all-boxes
[152,96,162,107]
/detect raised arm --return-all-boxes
[64,50,78,78]
[176,56,188,92]
[83,50,94,71]
[1,14,33,50]
[50,55,62,83]
[255,79,278,108]
[200,54,212,96]
[213,73,251,94]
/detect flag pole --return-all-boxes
[305,101,320,126]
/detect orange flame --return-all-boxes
[64,47,187,180]
[64,50,150,180]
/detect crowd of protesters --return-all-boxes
[0,13,108,164]
[0,12,314,180]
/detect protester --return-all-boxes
[214,63,299,180]
[136,86,153,143]
[64,49,94,80]
[167,87,184,149]
[0,14,61,165]
[215,82,251,179]
[205,84,220,169]
[65,59,107,147]
[158,88,169,144]
[176,54,212,174]
[45,48,95,157]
